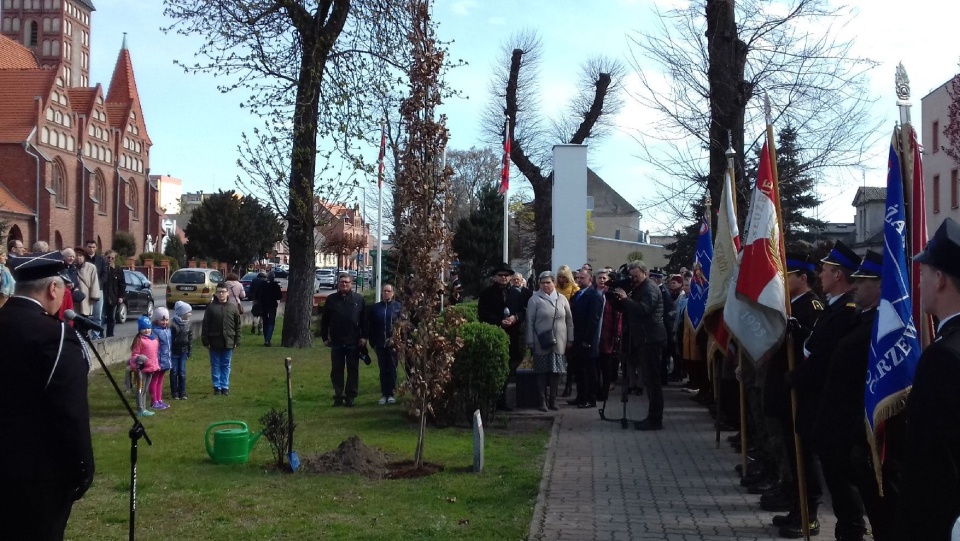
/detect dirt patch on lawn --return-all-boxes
[301,436,393,477]
[384,460,444,480]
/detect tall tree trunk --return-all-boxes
[282,42,323,348]
[530,174,553,275]
[706,0,751,227]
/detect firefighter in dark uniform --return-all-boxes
[762,253,824,522]
[477,263,526,411]
[0,252,95,540]
[814,250,894,541]
[895,218,960,540]
[782,241,861,537]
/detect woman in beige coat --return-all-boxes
[73,247,101,316]
[526,271,574,411]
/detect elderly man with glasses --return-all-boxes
[100,250,126,338]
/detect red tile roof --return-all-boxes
[106,46,151,145]
[0,35,39,69]
[0,69,56,143]
[0,182,35,216]
[66,87,97,117]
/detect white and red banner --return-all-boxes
[704,170,740,354]
[724,139,787,364]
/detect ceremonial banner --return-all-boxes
[865,141,921,432]
[688,215,712,330]
[703,171,739,354]
[499,120,511,195]
[725,140,787,363]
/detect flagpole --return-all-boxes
[376,118,385,303]
[765,94,810,541]
[896,64,932,349]
[502,115,510,264]
[724,138,748,470]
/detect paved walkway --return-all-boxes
[526,384,859,541]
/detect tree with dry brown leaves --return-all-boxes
[391,0,463,470]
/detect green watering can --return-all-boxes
[205,421,262,465]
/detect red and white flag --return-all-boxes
[703,169,740,354]
[500,119,511,195]
[724,139,787,364]
[377,122,386,190]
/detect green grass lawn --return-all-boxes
[68,318,549,540]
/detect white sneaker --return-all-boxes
[378,396,387,405]
[386,396,396,404]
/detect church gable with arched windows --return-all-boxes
[0,1,157,252]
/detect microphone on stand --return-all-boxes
[64,309,105,334]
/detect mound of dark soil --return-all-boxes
[301,436,392,477]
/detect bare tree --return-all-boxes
[164,0,412,347]
[628,0,881,231]
[444,147,501,230]
[485,31,625,274]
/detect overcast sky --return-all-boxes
[83,0,960,234]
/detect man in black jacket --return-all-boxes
[100,250,126,338]
[895,218,960,540]
[0,252,95,540]
[321,272,367,407]
[786,241,861,537]
[477,263,526,410]
[613,260,667,430]
[569,269,603,408]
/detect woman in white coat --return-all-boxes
[73,247,101,317]
[526,271,574,411]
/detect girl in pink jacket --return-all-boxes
[129,316,160,417]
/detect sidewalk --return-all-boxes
[527,384,856,541]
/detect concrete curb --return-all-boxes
[87,304,284,372]
[527,412,562,541]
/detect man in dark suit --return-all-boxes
[477,263,526,411]
[785,241,861,537]
[569,269,603,408]
[807,251,894,541]
[0,252,95,540]
[613,260,667,430]
[895,218,960,540]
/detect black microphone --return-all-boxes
[64,309,104,333]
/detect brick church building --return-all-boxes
[0,0,158,252]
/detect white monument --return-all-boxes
[552,144,588,270]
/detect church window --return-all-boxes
[58,92,66,105]
[105,149,111,163]
[12,18,19,32]
[128,181,139,220]
[51,17,58,31]
[41,127,50,144]
[65,20,71,36]
[63,115,70,128]
[46,107,54,121]
[1,19,9,32]
[52,160,66,207]
[83,141,90,156]
[42,17,50,31]
[80,74,87,86]
[2,1,10,11]
[66,136,74,151]
[94,172,105,213]
[50,39,58,56]
[42,40,50,55]
[28,21,38,46]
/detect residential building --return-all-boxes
[921,77,960,233]
[151,174,182,214]
[586,168,668,269]
[314,200,370,270]
[0,2,156,252]
[850,186,886,254]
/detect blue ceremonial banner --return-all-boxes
[688,215,712,330]
[865,143,921,431]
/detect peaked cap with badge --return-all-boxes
[850,250,883,279]
[820,240,861,272]
[8,251,70,282]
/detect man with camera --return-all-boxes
[613,260,667,430]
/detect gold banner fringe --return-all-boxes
[865,386,912,496]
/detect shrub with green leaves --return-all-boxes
[138,252,181,271]
[443,300,477,324]
[112,231,137,259]
[435,321,509,426]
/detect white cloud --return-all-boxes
[451,0,478,16]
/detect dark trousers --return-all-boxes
[638,342,664,422]
[597,351,618,402]
[818,438,893,540]
[782,419,824,514]
[104,302,118,337]
[262,309,277,344]
[500,333,524,406]
[572,344,599,404]
[0,478,76,540]
[375,346,398,397]
[330,344,359,399]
